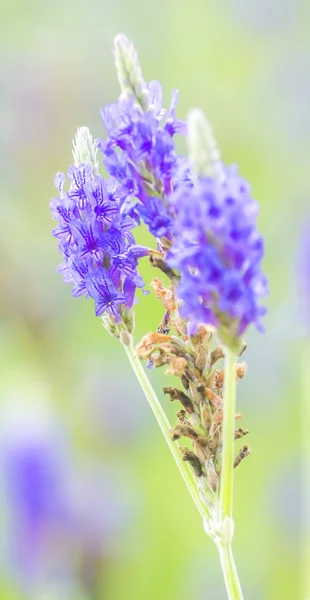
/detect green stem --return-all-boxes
[220,346,237,518]
[218,346,244,600]
[123,340,209,522]
[218,543,244,600]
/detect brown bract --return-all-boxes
[165,356,187,377]
[136,332,172,359]
[150,277,176,312]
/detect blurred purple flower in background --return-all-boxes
[80,359,151,444]
[0,394,134,598]
[296,213,310,334]
[0,404,73,592]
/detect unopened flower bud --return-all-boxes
[187,108,223,180]
[72,126,98,174]
[114,33,149,110]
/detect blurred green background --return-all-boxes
[1,0,309,598]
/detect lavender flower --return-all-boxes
[167,164,268,337]
[96,94,185,239]
[96,35,187,239]
[50,127,147,322]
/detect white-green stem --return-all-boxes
[220,346,237,519]
[218,542,244,599]
[123,340,209,521]
[218,345,244,599]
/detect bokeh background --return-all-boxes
[1,0,309,598]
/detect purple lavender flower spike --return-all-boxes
[96,41,188,239]
[167,166,268,338]
[50,127,148,327]
[97,99,186,209]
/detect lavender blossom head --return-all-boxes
[167,109,268,342]
[96,34,187,240]
[97,88,186,202]
[50,127,147,328]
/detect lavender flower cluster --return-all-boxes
[167,166,268,335]
[50,35,267,337]
[96,82,187,240]
[50,141,147,320]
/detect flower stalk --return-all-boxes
[218,344,244,600]
[217,542,244,600]
[220,346,237,520]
